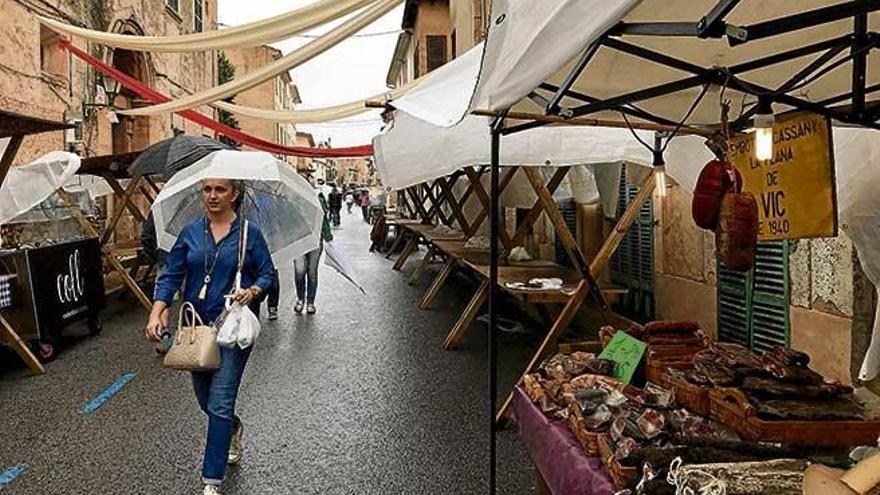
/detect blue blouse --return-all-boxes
[155,217,276,323]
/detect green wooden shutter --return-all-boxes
[611,166,655,319]
[717,240,790,352]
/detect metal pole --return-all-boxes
[488,116,503,495]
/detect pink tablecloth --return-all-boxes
[513,387,615,495]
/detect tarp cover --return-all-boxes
[373,111,653,191]
[393,0,880,127]
[0,151,81,225]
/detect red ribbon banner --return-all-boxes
[60,38,374,158]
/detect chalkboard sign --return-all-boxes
[599,331,647,385]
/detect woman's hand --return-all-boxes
[145,314,163,342]
[233,286,261,306]
[145,303,169,342]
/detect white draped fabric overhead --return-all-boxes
[212,78,421,124]
[470,0,880,125]
[39,0,377,52]
[373,111,654,191]
[121,0,403,117]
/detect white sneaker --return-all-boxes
[228,422,243,465]
[203,485,221,495]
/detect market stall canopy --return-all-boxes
[0,151,81,225]
[78,151,142,179]
[373,111,653,190]
[398,1,880,129]
[0,110,73,138]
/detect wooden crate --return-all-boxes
[661,369,713,417]
[709,388,880,447]
[596,434,638,490]
[566,404,602,456]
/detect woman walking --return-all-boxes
[145,178,275,495]
[294,192,333,315]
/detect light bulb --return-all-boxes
[753,103,775,161]
[655,166,667,198]
[755,125,774,161]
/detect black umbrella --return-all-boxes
[128,135,233,180]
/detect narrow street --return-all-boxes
[0,211,537,495]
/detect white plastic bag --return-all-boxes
[216,301,261,349]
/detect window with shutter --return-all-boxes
[194,0,204,32]
[413,42,421,78]
[426,35,448,74]
[717,240,790,352]
[610,166,655,319]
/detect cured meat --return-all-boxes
[741,377,852,400]
[692,160,742,230]
[644,321,701,336]
[752,397,865,421]
[715,191,759,272]
[764,345,811,367]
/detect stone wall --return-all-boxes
[224,44,296,159]
[653,181,876,384]
[0,0,218,166]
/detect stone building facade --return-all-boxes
[0,0,219,166]
[223,44,299,165]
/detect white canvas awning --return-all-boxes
[393,1,880,128]
[373,111,654,191]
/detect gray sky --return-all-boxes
[218,1,405,147]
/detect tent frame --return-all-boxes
[507,1,880,137]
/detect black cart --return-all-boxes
[0,237,106,361]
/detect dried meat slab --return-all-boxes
[752,397,865,421]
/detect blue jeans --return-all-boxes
[192,345,252,484]
[294,246,322,305]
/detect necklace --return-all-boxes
[198,217,233,300]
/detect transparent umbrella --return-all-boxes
[152,150,323,263]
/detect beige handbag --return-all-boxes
[163,302,221,371]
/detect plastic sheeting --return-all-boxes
[212,78,420,124]
[373,111,653,191]
[122,0,403,117]
[0,151,81,225]
[39,0,376,52]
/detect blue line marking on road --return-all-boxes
[80,372,136,415]
[0,464,28,487]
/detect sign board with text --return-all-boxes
[598,331,647,385]
[728,112,837,240]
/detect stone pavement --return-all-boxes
[0,211,545,494]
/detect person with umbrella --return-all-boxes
[145,177,275,495]
[292,190,333,316]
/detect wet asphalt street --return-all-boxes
[0,211,542,495]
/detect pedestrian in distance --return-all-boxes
[294,192,333,315]
[360,190,371,224]
[345,191,354,214]
[328,184,343,227]
[144,178,276,495]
